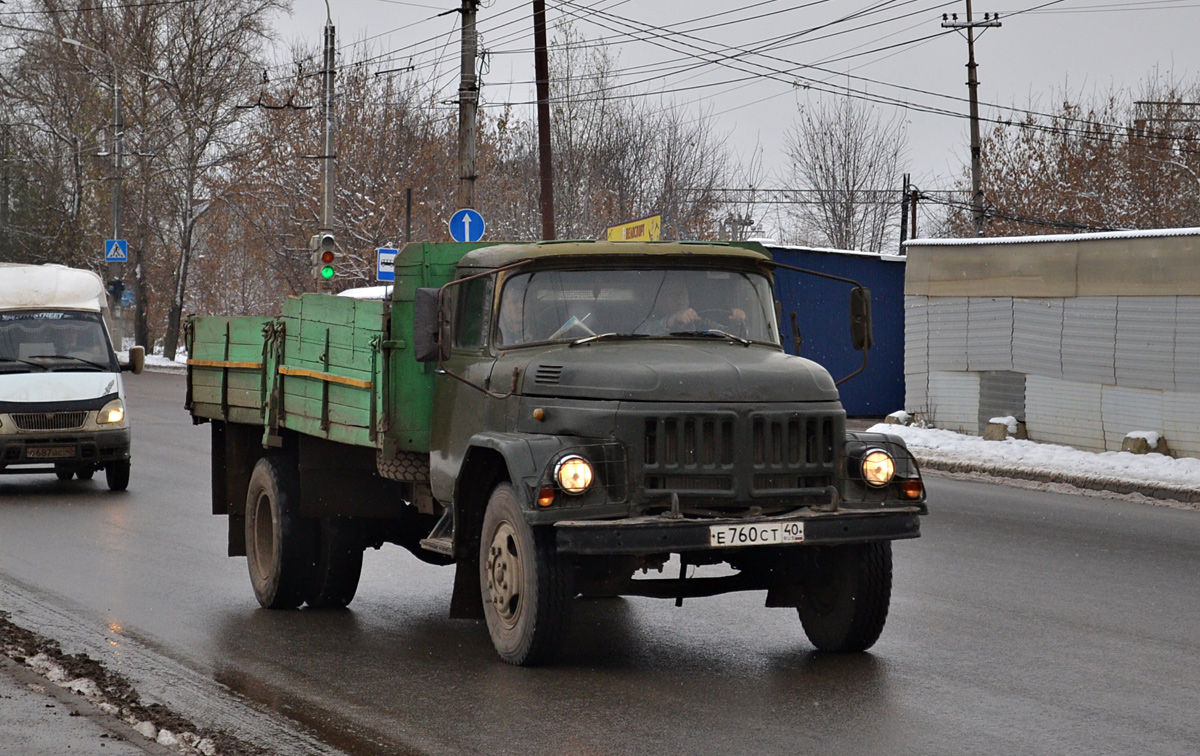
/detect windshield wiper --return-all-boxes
[0,357,49,371]
[569,332,650,346]
[668,329,753,346]
[24,354,111,371]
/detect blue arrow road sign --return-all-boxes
[448,208,485,243]
[105,239,128,262]
[377,248,398,282]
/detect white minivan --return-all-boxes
[0,264,144,490]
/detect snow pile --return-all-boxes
[20,652,219,756]
[870,422,1200,494]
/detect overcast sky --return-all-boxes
[270,0,1200,220]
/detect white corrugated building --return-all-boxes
[903,228,1200,459]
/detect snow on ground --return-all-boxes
[871,422,1200,494]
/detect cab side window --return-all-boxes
[453,277,491,349]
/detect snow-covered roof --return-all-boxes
[337,285,392,300]
[766,242,906,262]
[0,264,106,312]
[905,227,1200,247]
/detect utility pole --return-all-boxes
[532,0,556,240]
[311,17,338,292]
[457,0,480,210]
[942,2,1000,237]
[1,125,10,258]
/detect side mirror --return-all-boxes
[123,346,145,375]
[850,287,873,352]
[413,287,452,363]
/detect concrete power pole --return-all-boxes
[458,0,480,210]
[532,0,556,240]
[108,68,126,346]
[942,2,1000,237]
[320,20,336,236]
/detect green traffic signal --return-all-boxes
[320,265,335,279]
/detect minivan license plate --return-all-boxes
[27,446,75,460]
[709,521,804,548]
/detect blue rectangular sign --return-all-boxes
[377,248,398,282]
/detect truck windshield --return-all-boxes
[496,268,778,346]
[0,310,117,372]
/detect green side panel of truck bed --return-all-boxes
[186,316,271,422]
[277,294,385,447]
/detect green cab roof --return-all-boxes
[456,240,773,270]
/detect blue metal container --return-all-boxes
[768,245,906,417]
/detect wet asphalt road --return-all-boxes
[1,371,1199,755]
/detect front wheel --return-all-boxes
[480,484,573,666]
[795,542,892,652]
[104,461,128,490]
[245,457,313,609]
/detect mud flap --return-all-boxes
[449,556,484,619]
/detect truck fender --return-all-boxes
[447,432,579,620]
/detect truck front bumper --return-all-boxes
[554,507,923,555]
[0,428,131,472]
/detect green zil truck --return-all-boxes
[186,241,927,665]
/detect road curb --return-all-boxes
[916,455,1200,504]
[0,655,178,756]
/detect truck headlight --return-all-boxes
[861,449,895,487]
[97,400,125,425]
[555,455,594,495]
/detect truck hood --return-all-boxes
[0,372,121,404]
[515,341,839,402]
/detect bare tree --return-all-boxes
[785,96,907,252]
[946,70,1200,237]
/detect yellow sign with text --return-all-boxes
[606,214,661,242]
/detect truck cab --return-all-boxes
[0,264,144,490]
[418,242,925,664]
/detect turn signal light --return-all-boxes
[537,487,556,507]
[900,479,924,499]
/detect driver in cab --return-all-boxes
[645,280,746,333]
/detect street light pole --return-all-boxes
[64,37,126,345]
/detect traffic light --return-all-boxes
[310,233,336,281]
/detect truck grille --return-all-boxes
[639,410,840,498]
[10,412,88,431]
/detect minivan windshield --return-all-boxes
[496,268,778,347]
[0,310,117,372]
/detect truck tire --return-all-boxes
[304,518,364,609]
[245,457,312,609]
[77,466,96,481]
[104,461,128,491]
[796,542,892,652]
[480,483,573,666]
[55,464,74,481]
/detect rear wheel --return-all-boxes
[796,542,892,652]
[77,467,95,481]
[304,518,364,609]
[54,464,73,481]
[103,461,127,490]
[244,457,313,609]
[480,484,573,666]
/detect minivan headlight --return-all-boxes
[97,399,125,425]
